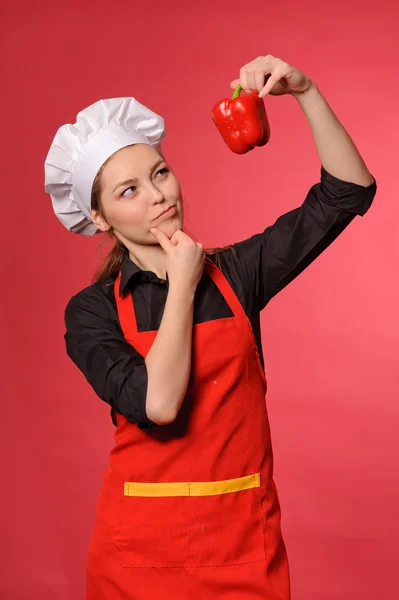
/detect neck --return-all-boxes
[125,240,167,280]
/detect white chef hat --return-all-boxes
[44,97,165,235]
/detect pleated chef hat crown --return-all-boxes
[44,97,165,235]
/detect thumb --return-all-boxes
[170,229,187,245]
[230,78,240,89]
[169,231,179,246]
[150,227,174,252]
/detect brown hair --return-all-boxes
[91,153,236,283]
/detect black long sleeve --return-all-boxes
[230,166,377,311]
[64,287,149,424]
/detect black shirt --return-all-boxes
[64,166,377,428]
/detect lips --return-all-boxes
[153,205,176,221]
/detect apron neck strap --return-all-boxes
[203,257,245,318]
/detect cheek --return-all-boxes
[165,174,182,198]
[106,200,147,228]
[178,200,184,221]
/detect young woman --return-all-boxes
[44,55,376,599]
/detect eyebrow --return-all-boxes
[112,159,166,193]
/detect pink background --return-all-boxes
[1,0,398,598]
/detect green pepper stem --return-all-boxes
[232,84,242,99]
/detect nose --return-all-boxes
[147,182,165,205]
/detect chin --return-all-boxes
[160,219,182,236]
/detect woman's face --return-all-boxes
[92,144,184,244]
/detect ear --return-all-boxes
[91,209,110,232]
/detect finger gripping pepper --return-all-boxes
[211,84,271,154]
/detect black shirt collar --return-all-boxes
[119,257,141,295]
[119,257,168,295]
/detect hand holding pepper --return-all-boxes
[230,54,312,98]
[212,54,313,154]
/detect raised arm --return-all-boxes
[292,82,374,186]
[229,55,376,309]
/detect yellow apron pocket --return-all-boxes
[117,473,266,568]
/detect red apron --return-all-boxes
[86,257,290,599]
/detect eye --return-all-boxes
[121,185,136,198]
[155,167,169,178]
[120,168,169,197]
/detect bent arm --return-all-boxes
[145,284,195,425]
[64,284,195,428]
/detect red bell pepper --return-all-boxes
[211,84,270,154]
